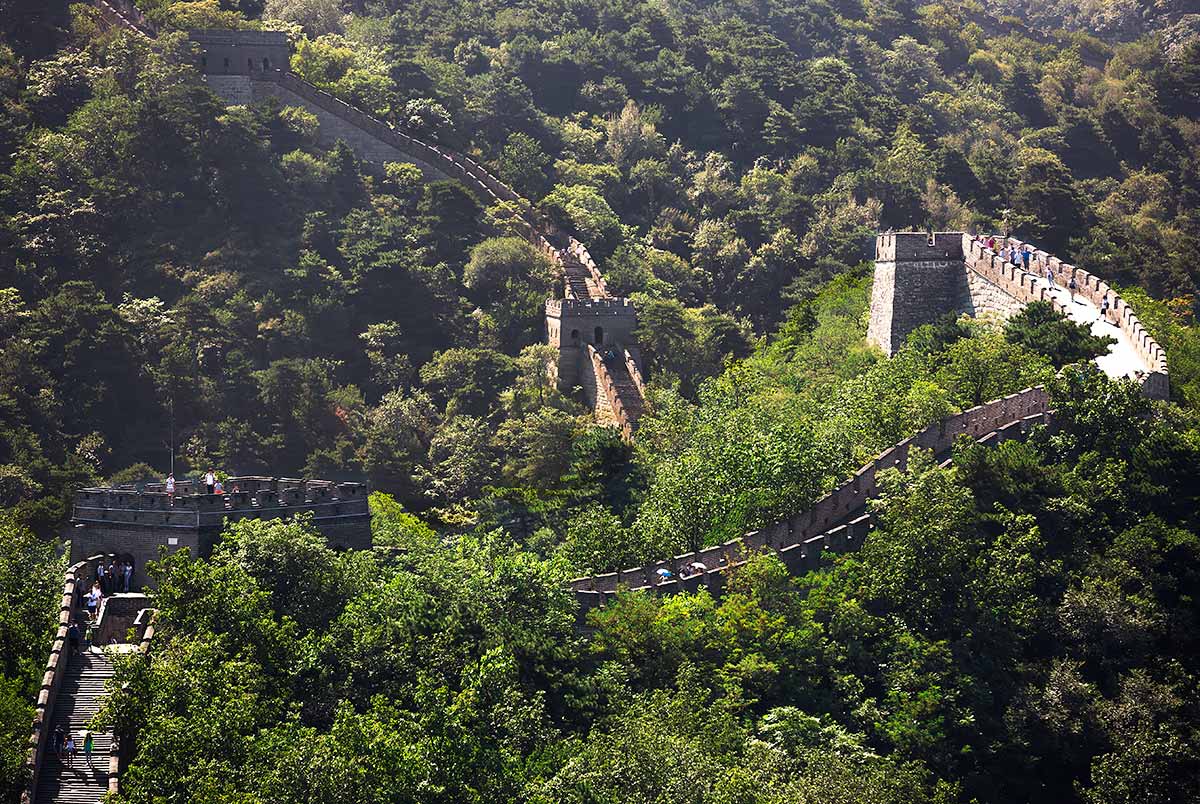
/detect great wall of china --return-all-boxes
[21,552,156,803]
[180,21,650,439]
[21,7,1174,801]
[568,231,1169,606]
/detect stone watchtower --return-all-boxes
[545,298,639,389]
[189,29,291,104]
[67,477,370,589]
[867,232,970,355]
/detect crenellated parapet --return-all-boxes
[569,386,1054,614]
[21,553,118,804]
[67,477,370,589]
[967,235,1169,399]
[91,0,153,37]
[869,231,1169,399]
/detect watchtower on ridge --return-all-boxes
[867,232,970,355]
[545,297,639,389]
[189,29,290,76]
[66,476,370,589]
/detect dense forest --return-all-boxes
[1,0,1199,800]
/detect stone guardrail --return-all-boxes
[964,236,1072,316]
[567,237,611,298]
[968,234,1169,399]
[104,607,157,797]
[624,348,647,400]
[71,494,369,530]
[93,0,154,38]
[95,594,152,645]
[588,344,636,441]
[262,72,514,202]
[569,386,1053,611]
[21,553,118,804]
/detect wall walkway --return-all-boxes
[966,235,1169,397]
[22,555,123,804]
[570,387,1053,612]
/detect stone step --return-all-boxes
[36,649,117,803]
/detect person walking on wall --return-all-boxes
[204,468,216,495]
[52,725,65,762]
[1068,275,1077,302]
[83,730,94,767]
[1100,294,1110,323]
[124,561,133,593]
[64,734,76,768]
[96,562,106,595]
[1022,245,1033,271]
[68,620,81,655]
[1045,266,1055,289]
[165,472,175,501]
[86,582,101,618]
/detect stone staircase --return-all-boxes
[605,356,645,421]
[35,652,114,804]
[565,272,593,300]
[561,250,603,300]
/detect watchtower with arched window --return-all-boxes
[545,298,639,390]
[189,29,290,77]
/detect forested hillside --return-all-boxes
[2,0,1200,801]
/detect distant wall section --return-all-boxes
[68,479,370,588]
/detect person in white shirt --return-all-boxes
[204,469,216,494]
[165,473,175,499]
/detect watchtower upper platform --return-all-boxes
[875,231,965,262]
[67,476,371,587]
[189,29,290,75]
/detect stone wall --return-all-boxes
[569,386,1053,612]
[966,268,1027,319]
[189,30,290,76]
[22,553,116,804]
[867,232,970,355]
[203,74,254,105]
[95,593,152,644]
[976,235,1170,399]
[566,238,611,297]
[545,297,639,391]
[92,0,153,37]
[69,480,371,586]
[68,521,201,590]
[961,235,1069,315]
[870,233,1169,403]
[250,76,456,179]
[587,345,635,439]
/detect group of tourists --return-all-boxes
[164,469,237,498]
[655,560,717,584]
[70,558,134,636]
[980,235,1115,319]
[49,724,94,768]
[96,558,133,596]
